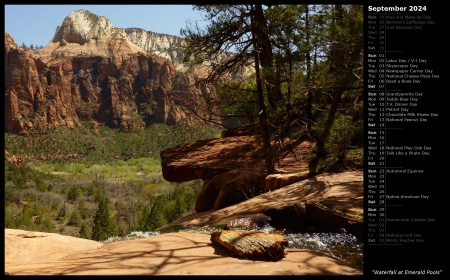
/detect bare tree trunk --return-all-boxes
[305,6,313,120]
[252,5,275,175]
[308,89,344,176]
[253,4,282,109]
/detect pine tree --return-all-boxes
[79,221,91,239]
[67,210,82,227]
[92,196,119,241]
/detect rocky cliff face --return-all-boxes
[50,10,186,69]
[4,9,226,134]
[124,28,185,70]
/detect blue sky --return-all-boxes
[4,4,208,48]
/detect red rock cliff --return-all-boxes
[4,10,224,133]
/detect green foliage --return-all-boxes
[5,182,21,204]
[146,195,168,231]
[67,210,83,227]
[345,147,364,170]
[216,79,259,125]
[138,182,201,231]
[79,221,91,239]
[4,121,220,165]
[138,204,152,231]
[315,114,363,173]
[40,217,55,232]
[182,4,363,176]
[328,115,358,160]
[141,183,159,199]
[5,147,203,239]
[67,186,83,202]
[5,206,18,228]
[77,199,89,219]
[4,162,55,191]
[92,195,120,241]
[57,203,66,221]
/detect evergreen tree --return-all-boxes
[79,221,91,239]
[148,195,168,230]
[138,204,152,231]
[67,186,82,202]
[67,209,83,227]
[92,196,119,241]
[138,195,168,231]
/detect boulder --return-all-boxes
[210,230,288,261]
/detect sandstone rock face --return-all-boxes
[4,9,254,133]
[264,171,309,192]
[5,150,23,167]
[52,10,117,45]
[161,135,271,212]
[158,171,364,237]
[48,10,248,72]
[124,27,185,70]
[160,135,266,183]
[159,133,363,236]
[5,34,80,132]
[160,132,316,212]
[195,169,266,212]
[5,33,175,132]
[4,11,220,133]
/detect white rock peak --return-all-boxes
[51,9,185,66]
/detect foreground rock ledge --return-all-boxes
[210,230,288,261]
[5,229,363,275]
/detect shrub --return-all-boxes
[67,210,83,227]
[67,186,83,202]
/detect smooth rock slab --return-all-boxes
[5,229,363,275]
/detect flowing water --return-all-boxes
[285,232,363,270]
